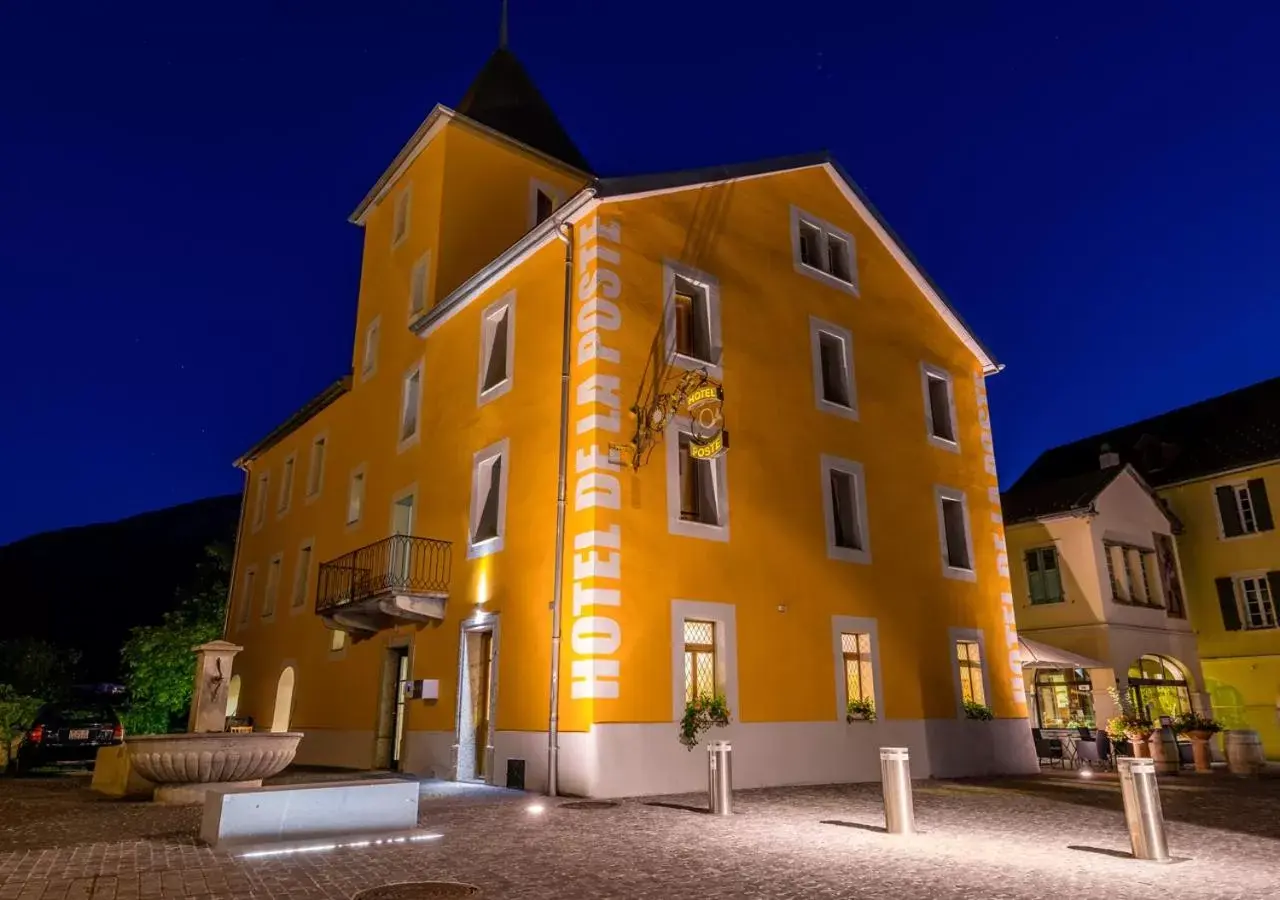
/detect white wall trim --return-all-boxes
[476,291,516,406]
[276,453,296,518]
[948,626,991,718]
[397,358,424,454]
[468,438,510,559]
[819,455,871,565]
[237,564,259,630]
[789,204,859,295]
[290,537,315,615]
[664,417,730,542]
[251,470,270,534]
[662,259,723,380]
[345,463,368,530]
[360,315,381,383]
[935,485,977,582]
[809,316,858,420]
[305,431,328,504]
[262,552,284,621]
[390,183,411,249]
[831,616,883,721]
[920,361,961,453]
[409,251,431,319]
[669,600,739,722]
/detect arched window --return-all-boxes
[225,674,242,719]
[271,666,295,733]
[1127,654,1191,721]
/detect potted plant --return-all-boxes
[1172,711,1221,773]
[962,700,994,721]
[678,694,731,750]
[846,696,876,723]
[1105,687,1152,757]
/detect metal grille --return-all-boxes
[684,620,714,645]
[316,534,452,614]
[683,619,716,703]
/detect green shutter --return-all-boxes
[1216,577,1242,631]
[1249,479,1274,532]
[1216,486,1244,537]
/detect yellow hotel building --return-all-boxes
[224,44,1038,796]
[1009,376,1280,757]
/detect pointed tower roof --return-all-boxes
[455,48,592,173]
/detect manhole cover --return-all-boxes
[355,883,480,899]
[560,800,618,810]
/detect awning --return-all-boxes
[1019,636,1106,670]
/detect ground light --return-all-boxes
[237,833,441,858]
[526,803,545,815]
[1079,768,1093,778]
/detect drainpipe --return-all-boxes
[220,467,250,641]
[547,213,578,797]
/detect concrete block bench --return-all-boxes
[200,778,420,851]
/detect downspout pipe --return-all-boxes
[220,468,250,640]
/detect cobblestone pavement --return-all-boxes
[1,769,1279,899]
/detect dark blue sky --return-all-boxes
[2,1,1277,545]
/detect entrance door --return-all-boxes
[473,631,493,779]
[456,627,495,782]
[375,645,411,770]
[390,647,410,770]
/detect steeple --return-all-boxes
[454,7,592,174]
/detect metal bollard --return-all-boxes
[879,747,915,834]
[707,740,733,815]
[1116,757,1171,862]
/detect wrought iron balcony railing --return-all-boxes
[316,534,452,614]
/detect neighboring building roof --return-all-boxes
[1001,463,1181,530]
[234,375,351,468]
[455,48,592,174]
[1012,375,1280,491]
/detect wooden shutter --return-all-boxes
[1248,479,1274,531]
[1269,572,1280,612]
[1216,486,1244,537]
[1215,577,1242,631]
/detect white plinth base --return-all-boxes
[156,780,260,805]
[199,778,420,850]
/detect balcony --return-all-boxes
[316,535,452,637]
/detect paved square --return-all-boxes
[1,769,1278,898]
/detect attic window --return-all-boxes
[529,180,562,229]
[535,190,554,225]
[790,206,858,294]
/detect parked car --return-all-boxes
[12,701,123,773]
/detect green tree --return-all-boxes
[120,543,230,735]
[0,638,80,699]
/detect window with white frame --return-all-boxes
[263,555,281,618]
[935,487,974,578]
[361,317,380,380]
[790,205,857,293]
[921,363,958,448]
[391,186,410,248]
[809,318,856,418]
[683,619,718,703]
[277,454,295,515]
[1215,479,1274,538]
[1238,575,1278,630]
[821,455,870,564]
[468,439,509,558]
[291,543,312,609]
[842,632,874,706]
[398,363,423,447]
[306,435,326,498]
[663,262,721,375]
[529,180,562,228]
[667,427,730,541]
[238,567,257,626]
[478,293,515,402]
[1025,546,1064,604]
[956,639,986,705]
[409,253,429,316]
[252,472,269,531]
[346,467,366,525]
[1103,541,1159,606]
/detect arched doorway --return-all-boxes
[271,667,295,733]
[1127,654,1191,721]
[226,674,242,718]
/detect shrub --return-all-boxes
[846,696,876,722]
[678,694,731,750]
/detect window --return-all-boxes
[842,632,874,704]
[1103,541,1160,606]
[921,363,958,449]
[277,455,295,515]
[263,555,282,619]
[1215,479,1274,538]
[535,190,554,225]
[252,472,269,532]
[329,629,347,653]
[291,543,312,609]
[809,318,856,419]
[663,262,721,376]
[666,421,730,541]
[399,363,423,447]
[1025,546,1064,604]
[820,455,870,564]
[790,205,857,293]
[1238,575,1278,630]
[468,439,509,558]
[346,467,366,525]
[529,180,562,228]
[306,435,327,498]
[683,619,717,703]
[391,186,410,248]
[361,316,380,380]
[238,567,257,626]
[956,640,986,706]
[935,487,974,579]
[409,253,429,316]
[477,293,515,403]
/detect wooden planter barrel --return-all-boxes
[1225,729,1266,775]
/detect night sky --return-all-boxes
[2,1,1277,545]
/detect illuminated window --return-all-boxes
[361,316,380,381]
[391,186,410,248]
[277,454,295,515]
[291,543,312,608]
[790,206,857,293]
[663,262,721,375]
[956,640,985,705]
[1025,546,1063,604]
[478,293,515,403]
[252,472,269,531]
[683,619,717,704]
[306,435,326,498]
[935,487,973,578]
[921,363,958,448]
[678,435,720,526]
[673,277,712,363]
[263,555,282,619]
[667,420,729,541]
[841,632,873,703]
[410,253,429,316]
[399,363,422,446]
[330,629,347,653]
[468,439,509,558]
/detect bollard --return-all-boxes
[1116,757,1171,862]
[879,747,915,834]
[707,741,733,816]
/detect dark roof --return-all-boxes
[456,48,591,174]
[598,151,1001,372]
[1001,466,1127,526]
[1012,375,1280,491]
[234,375,351,468]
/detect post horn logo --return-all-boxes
[686,384,727,460]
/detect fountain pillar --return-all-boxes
[188,640,243,734]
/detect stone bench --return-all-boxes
[200,778,421,851]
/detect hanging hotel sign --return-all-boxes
[686,383,728,460]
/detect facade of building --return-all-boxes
[1001,462,1206,731]
[1009,377,1280,756]
[224,45,1038,797]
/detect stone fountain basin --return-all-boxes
[126,732,303,802]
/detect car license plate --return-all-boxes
[69,729,90,740]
